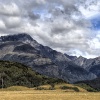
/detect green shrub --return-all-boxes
[60,86,79,92]
[49,87,55,90]
[72,87,79,92]
[75,83,98,92]
[35,87,46,90]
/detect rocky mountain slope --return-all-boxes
[0,33,97,83]
[70,56,100,77]
[72,56,100,70]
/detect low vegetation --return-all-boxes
[60,86,79,92]
[0,60,65,88]
[76,78,100,92]
[75,83,98,92]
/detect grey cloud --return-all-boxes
[47,0,80,15]
[28,12,40,20]
[49,7,64,17]
[0,0,99,58]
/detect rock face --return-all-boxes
[64,54,77,60]
[67,54,100,81]
[89,64,100,77]
[72,56,100,71]
[0,33,97,83]
[72,56,100,75]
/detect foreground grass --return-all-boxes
[0,90,100,100]
[0,85,99,100]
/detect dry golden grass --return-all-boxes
[0,90,100,100]
[0,85,99,100]
[39,83,87,92]
[2,86,33,91]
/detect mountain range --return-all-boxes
[0,33,100,83]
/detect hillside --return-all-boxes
[0,60,87,92]
[75,78,100,91]
[0,60,65,88]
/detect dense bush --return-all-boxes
[60,86,79,92]
[0,60,65,88]
[75,83,98,92]
[35,87,47,90]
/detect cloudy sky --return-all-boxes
[0,0,100,58]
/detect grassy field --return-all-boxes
[0,90,100,100]
[0,85,100,100]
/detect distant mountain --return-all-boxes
[72,56,100,71]
[67,54,100,91]
[0,33,97,83]
[64,54,77,60]
[72,56,88,69]
[89,64,100,77]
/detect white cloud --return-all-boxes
[0,19,6,30]
[4,17,21,28]
[79,0,100,18]
[0,0,100,58]
[0,3,20,16]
